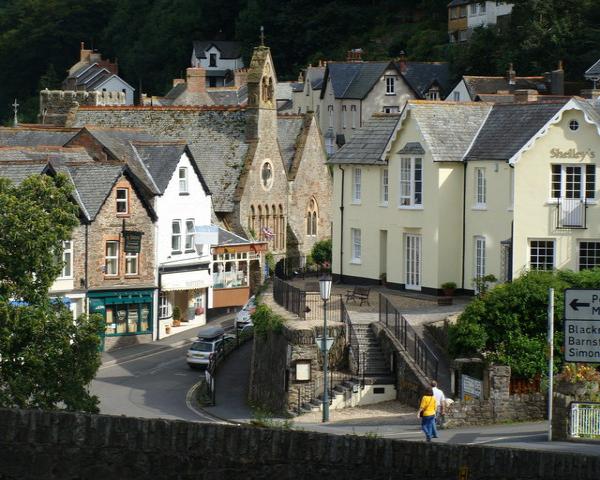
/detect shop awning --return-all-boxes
[161,270,212,291]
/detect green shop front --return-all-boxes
[88,289,155,351]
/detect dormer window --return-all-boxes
[179,167,188,194]
[116,188,128,214]
[426,87,440,101]
[209,53,217,67]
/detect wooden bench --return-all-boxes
[345,286,371,306]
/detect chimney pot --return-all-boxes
[507,63,516,86]
[514,89,538,103]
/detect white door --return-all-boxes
[405,234,422,290]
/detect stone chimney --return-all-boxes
[346,48,363,62]
[172,78,185,87]
[506,63,516,86]
[80,42,92,63]
[514,89,538,103]
[551,60,564,96]
[90,52,102,63]
[186,67,206,93]
[397,51,408,74]
[234,68,248,88]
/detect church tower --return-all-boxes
[246,44,277,141]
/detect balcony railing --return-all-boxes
[212,271,247,289]
[556,198,587,229]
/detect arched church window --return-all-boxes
[307,198,318,236]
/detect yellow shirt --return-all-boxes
[419,395,436,417]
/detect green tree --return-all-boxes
[0,302,103,412]
[310,238,332,266]
[0,174,79,303]
[447,270,600,378]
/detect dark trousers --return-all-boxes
[421,414,435,440]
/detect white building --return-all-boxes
[134,142,214,338]
[191,41,244,87]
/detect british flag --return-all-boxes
[262,226,275,240]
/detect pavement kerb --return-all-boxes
[186,378,247,426]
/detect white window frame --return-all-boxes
[399,157,423,208]
[474,236,486,286]
[159,292,171,319]
[551,164,595,201]
[579,240,600,271]
[474,167,487,208]
[60,240,73,278]
[385,76,396,95]
[179,167,188,194]
[351,105,357,129]
[328,105,334,128]
[172,220,182,254]
[479,2,486,13]
[352,168,362,204]
[342,105,347,129]
[453,91,460,101]
[351,228,361,264]
[470,3,478,15]
[529,239,555,271]
[116,188,128,215]
[105,241,119,276]
[383,106,399,113]
[380,168,389,206]
[125,252,138,276]
[185,219,195,252]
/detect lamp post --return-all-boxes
[319,275,332,423]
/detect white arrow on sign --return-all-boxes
[564,289,600,320]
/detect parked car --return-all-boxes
[235,295,256,330]
[186,325,226,369]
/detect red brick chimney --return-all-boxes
[514,89,538,103]
[346,48,363,62]
[80,42,92,63]
[172,78,185,87]
[397,51,408,74]
[186,67,206,93]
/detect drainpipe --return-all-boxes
[338,164,345,283]
[461,162,467,291]
[84,223,89,314]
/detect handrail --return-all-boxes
[378,292,439,381]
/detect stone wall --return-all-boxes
[445,366,546,428]
[39,89,126,126]
[1,408,599,480]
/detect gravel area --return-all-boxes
[293,400,418,426]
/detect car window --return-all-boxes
[190,341,214,352]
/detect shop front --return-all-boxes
[88,288,155,351]
[158,267,212,338]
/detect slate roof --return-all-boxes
[0,127,78,147]
[277,116,305,171]
[401,62,451,98]
[409,101,491,162]
[306,66,326,90]
[193,41,242,60]
[291,82,304,93]
[585,59,600,79]
[161,84,248,106]
[328,114,401,165]
[0,162,49,185]
[63,63,134,91]
[464,100,569,161]
[463,76,547,99]
[66,163,125,220]
[448,0,471,6]
[71,108,250,213]
[325,62,391,99]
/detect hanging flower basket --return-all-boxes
[195,306,205,316]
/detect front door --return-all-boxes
[405,234,421,290]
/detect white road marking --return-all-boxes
[185,381,230,424]
[99,342,192,370]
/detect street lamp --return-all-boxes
[319,274,332,422]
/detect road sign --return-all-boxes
[315,336,334,352]
[564,289,600,363]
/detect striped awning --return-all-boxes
[161,270,212,291]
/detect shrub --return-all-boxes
[251,304,284,337]
[310,239,332,266]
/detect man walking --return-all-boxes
[431,380,446,436]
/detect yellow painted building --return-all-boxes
[330,98,600,294]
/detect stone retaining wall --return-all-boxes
[1,408,598,480]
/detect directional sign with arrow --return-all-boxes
[564,289,600,363]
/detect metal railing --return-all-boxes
[570,402,600,438]
[556,197,587,229]
[294,370,356,415]
[273,276,343,322]
[273,276,306,317]
[379,293,439,381]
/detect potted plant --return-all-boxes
[195,306,205,316]
[441,281,457,297]
[172,306,181,327]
